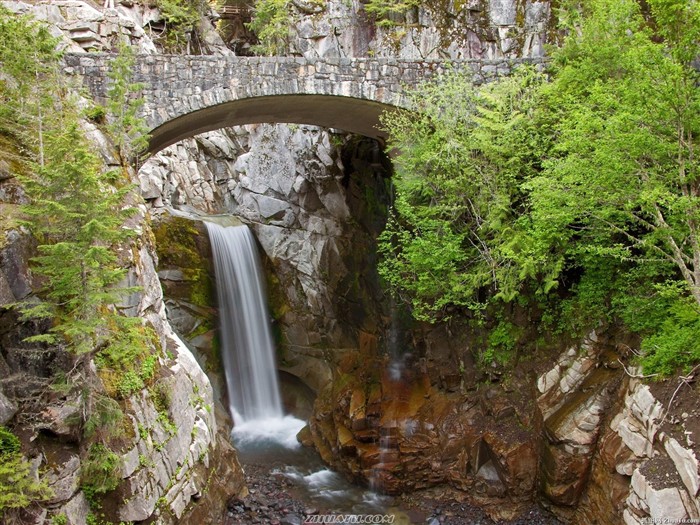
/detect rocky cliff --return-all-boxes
[132,0,700,523]
[0,2,246,524]
[2,1,699,524]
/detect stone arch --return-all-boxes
[64,53,543,155]
[148,94,394,154]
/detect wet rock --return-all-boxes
[36,395,83,441]
[1,228,35,302]
[46,454,80,504]
[0,389,17,425]
[536,339,618,508]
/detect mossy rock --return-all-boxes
[153,216,215,308]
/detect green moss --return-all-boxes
[184,268,214,307]
[154,217,216,309]
[188,319,213,339]
[154,216,202,269]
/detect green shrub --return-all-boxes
[638,296,700,376]
[51,514,68,525]
[84,396,125,440]
[0,426,20,456]
[155,0,204,51]
[482,320,521,367]
[80,444,121,498]
[247,0,292,55]
[0,427,53,514]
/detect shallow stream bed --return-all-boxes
[224,416,562,525]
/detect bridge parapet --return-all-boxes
[64,54,545,152]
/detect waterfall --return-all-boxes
[206,222,283,423]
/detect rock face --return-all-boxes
[586,377,700,525]
[0,2,246,524]
[141,126,393,397]
[308,330,543,521]
[278,0,555,60]
[542,353,700,525]
[536,336,622,510]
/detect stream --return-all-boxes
[207,223,561,525]
[225,416,563,525]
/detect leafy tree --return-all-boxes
[527,0,700,371]
[1,8,158,380]
[0,6,61,162]
[19,122,140,353]
[248,0,293,55]
[155,0,204,52]
[247,0,325,55]
[378,68,548,321]
[1,5,160,509]
[379,0,700,374]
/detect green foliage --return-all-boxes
[138,453,155,468]
[483,319,521,367]
[640,302,700,376]
[378,68,548,321]
[0,426,20,456]
[137,423,149,441]
[248,0,293,55]
[84,395,125,440]
[1,7,162,396]
[94,323,160,399]
[379,0,700,376]
[0,6,60,141]
[529,0,700,372]
[615,280,700,375]
[150,380,173,413]
[153,216,215,311]
[51,514,68,525]
[18,121,140,352]
[106,40,149,163]
[247,0,326,55]
[0,427,53,515]
[363,0,419,29]
[155,0,204,51]
[157,412,178,437]
[80,444,121,498]
[1,8,153,371]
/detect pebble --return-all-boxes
[225,463,563,525]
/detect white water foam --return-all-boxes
[232,414,306,449]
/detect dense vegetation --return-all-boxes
[379,0,700,375]
[246,0,325,55]
[0,6,156,518]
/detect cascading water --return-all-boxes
[205,222,283,423]
[206,221,393,519]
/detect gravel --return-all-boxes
[224,462,563,525]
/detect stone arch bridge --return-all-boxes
[64,54,544,154]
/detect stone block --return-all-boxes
[665,436,700,496]
[0,390,16,425]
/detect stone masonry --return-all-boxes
[63,53,545,153]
